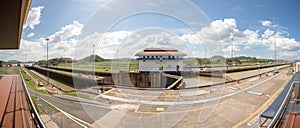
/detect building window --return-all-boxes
[168,56,171,58]
[143,56,145,58]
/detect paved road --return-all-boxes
[91,70,290,128]
[28,89,111,125]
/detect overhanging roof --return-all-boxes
[0,0,32,49]
[135,48,187,56]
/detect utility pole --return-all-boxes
[274,32,277,71]
[92,44,95,78]
[231,38,233,60]
[46,38,50,86]
[204,45,207,59]
[231,37,234,68]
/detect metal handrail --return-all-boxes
[19,68,46,128]
[267,81,298,128]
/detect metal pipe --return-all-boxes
[267,81,295,128]
[19,68,46,128]
[46,38,49,86]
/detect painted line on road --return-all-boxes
[134,104,140,113]
[39,97,91,127]
[99,74,279,106]
[104,88,115,95]
[232,76,290,128]
[79,102,111,109]
[247,115,258,126]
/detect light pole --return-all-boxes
[24,54,27,67]
[92,44,95,79]
[274,32,277,71]
[116,49,119,72]
[204,45,207,68]
[231,37,234,68]
[46,38,50,86]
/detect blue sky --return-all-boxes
[1,0,300,61]
[195,0,300,37]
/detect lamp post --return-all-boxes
[92,44,95,76]
[204,45,207,68]
[274,32,277,71]
[117,49,119,72]
[46,38,49,86]
[231,37,234,69]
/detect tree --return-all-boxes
[0,60,3,67]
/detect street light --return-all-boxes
[231,37,234,69]
[274,32,277,71]
[46,38,49,86]
[92,44,95,78]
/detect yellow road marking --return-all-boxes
[103,88,115,95]
[134,104,207,114]
[134,104,141,113]
[232,76,291,128]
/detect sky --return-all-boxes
[1,0,300,61]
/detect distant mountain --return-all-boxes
[49,57,72,66]
[80,55,105,62]
[8,60,20,63]
[210,55,225,60]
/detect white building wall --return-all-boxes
[296,62,300,72]
[139,60,184,72]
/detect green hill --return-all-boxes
[80,55,105,62]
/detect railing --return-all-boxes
[165,73,183,89]
[19,68,46,128]
[267,81,295,128]
[259,71,300,127]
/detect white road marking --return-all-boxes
[39,97,91,128]
[95,74,278,105]
[247,115,258,126]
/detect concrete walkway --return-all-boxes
[97,74,278,105]
[225,65,288,81]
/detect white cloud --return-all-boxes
[72,18,300,60]
[27,32,35,37]
[261,20,272,27]
[0,39,45,61]
[72,0,112,12]
[3,18,300,61]
[74,28,190,59]
[0,21,85,61]
[198,18,237,44]
[244,46,251,50]
[46,21,83,44]
[223,45,241,52]
[24,6,44,29]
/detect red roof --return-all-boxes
[135,48,186,56]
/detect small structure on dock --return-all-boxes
[135,48,186,72]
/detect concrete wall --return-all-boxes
[28,66,179,89]
[28,66,97,89]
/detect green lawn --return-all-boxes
[57,60,139,73]
[62,92,91,100]
[20,70,47,94]
[0,67,19,75]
